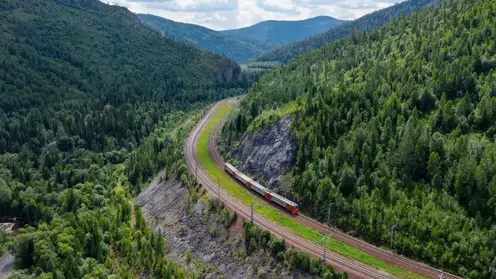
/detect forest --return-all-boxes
[2,110,202,278]
[0,0,245,155]
[223,0,496,278]
[255,0,433,64]
[0,0,244,278]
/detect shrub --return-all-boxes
[269,238,285,255]
[185,250,192,263]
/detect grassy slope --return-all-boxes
[196,103,426,279]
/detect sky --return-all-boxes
[101,0,407,31]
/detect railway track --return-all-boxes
[185,99,463,279]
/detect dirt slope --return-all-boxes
[137,175,313,279]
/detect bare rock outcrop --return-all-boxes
[0,252,14,279]
[231,114,295,189]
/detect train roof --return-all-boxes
[225,163,237,170]
[271,192,298,207]
[251,181,269,192]
[226,162,297,208]
[236,171,252,182]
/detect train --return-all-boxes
[224,163,299,215]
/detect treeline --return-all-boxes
[224,0,496,278]
[255,0,433,64]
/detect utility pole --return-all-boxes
[322,233,333,263]
[250,200,254,224]
[490,256,496,279]
[195,164,198,184]
[327,202,335,225]
[217,175,220,201]
[322,236,329,263]
[389,223,397,250]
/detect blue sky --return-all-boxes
[101,0,406,30]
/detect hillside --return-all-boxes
[138,14,345,63]
[0,0,243,154]
[223,0,496,278]
[0,0,243,278]
[221,16,345,45]
[255,0,433,63]
[138,14,283,63]
[137,14,282,63]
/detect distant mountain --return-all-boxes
[138,15,346,63]
[221,16,346,44]
[138,14,282,63]
[256,0,434,63]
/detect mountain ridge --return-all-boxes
[138,14,345,63]
[255,0,434,63]
[138,13,282,63]
[221,15,346,44]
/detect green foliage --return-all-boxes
[0,177,11,215]
[0,2,242,277]
[206,198,238,227]
[244,223,344,279]
[256,0,433,64]
[0,231,5,254]
[185,250,193,264]
[0,0,244,156]
[227,1,496,278]
[2,109,199,278]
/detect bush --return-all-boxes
[220,208,237,226]
[0,232,5,254]
[209,224,218,237]
[185,250,192,263]
[237,245,247,260]
[269,238,285,255]
[260,230,272,248]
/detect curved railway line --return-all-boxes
[185,99,463,279]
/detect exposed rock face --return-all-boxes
[0,252,14,279]
[232,114,295,188]
[216,57,242,84]
[137,174,310,279]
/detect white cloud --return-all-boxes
[255,0,300,15]
[101,0,407,30]
[144,0,237,12]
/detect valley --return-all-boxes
[0,0,494,278]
